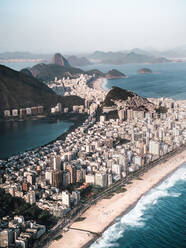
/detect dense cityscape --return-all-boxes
[0,73,186,247]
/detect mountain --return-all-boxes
[103,86,154,112]
[88,51,169,64]
[89,51,127,64]
[22,53,127,81]
[29,63,84,82]
[0,65,84,118]
[105,69,126,79]
[52,53,71,67]
[67,55,91,66]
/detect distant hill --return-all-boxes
[105,69,126,79]
[68,55,91,66]
[0,65,84,118]
[88,51,169,64]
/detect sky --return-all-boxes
[0,0,186,53]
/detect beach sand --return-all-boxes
[49,149,186,248]
[92,77,108,92]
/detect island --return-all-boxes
[105,69,126,79]
[137,68,153,74]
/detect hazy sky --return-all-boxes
[0,0,186,53]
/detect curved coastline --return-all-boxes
[91,77,109,92]
[49,147,186,248]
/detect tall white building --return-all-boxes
[94,173,107,187]
[29,191,36,205]
[149,140,160,156]
[62,191,71,207]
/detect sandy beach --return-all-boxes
[49,148,186,248]
[92,77,108,92]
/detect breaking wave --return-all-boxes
[89,163,186,248]
[101,78,109,91]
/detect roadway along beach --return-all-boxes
[49,148,186,248]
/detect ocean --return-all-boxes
[81,62,186,100]
[81,62,186,248]
[90,163,186,248]
[0,119,72,159]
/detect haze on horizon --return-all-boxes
[0,0,186,54]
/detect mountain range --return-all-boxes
[88,51,169,64]
[22,53,127,82]
[0,47,178,66]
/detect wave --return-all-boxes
[89,163,186,248]
[101,78,109,91]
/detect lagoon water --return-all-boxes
[90,163,186,248]
[0,119,72,159]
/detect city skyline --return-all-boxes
[0,0,186,53]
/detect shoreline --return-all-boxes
[83,156,186,248]
[92,77,108,92]
[49,147,186,248]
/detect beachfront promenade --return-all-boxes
[38,144,186,248]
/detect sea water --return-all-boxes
[81,62,186,100]
[85,62,186,248]
[90,163,186,248]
